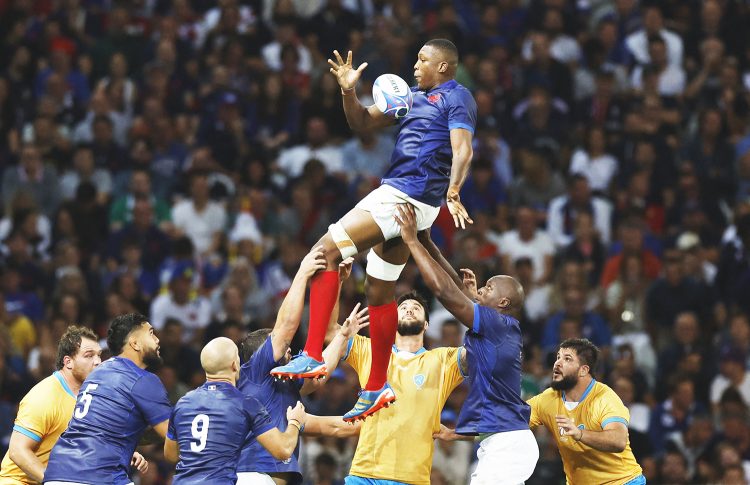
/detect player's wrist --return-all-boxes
[341,87,355,95]
[574,428,583,442]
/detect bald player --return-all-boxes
[396,205,538,484]
[164,338,307,484]
[271,38,477,423]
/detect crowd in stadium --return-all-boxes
[1,0,750,483]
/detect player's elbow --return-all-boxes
[269,442,295,461]
[611,432,628,453]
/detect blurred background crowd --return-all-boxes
[0,0,750,483]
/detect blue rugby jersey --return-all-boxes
[237,336,303,480]
[456,304,531,435]
[44,357,171,484]
[169,381,275,484]
[382,79,477,207]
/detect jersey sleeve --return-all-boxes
[594,388,630,430]
[438,347,465,399]
[526,394,545,430]
[13,385,51,442]
[344,335,370,375]
[166,408,177,441]
[243,396,276,437]
[131,373,172,426]
[447,88,477,134]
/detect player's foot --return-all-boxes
[343,383,396,422]
[270,352,327,380]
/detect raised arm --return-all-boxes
[301,303,368,396]
[396,205,474,328]
[418,230,476,300]
[446,128,474,229]
[271,246,327,361]
[303,415,362,438]
[328,50,394,133]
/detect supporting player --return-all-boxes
[0,327,148,484]
[236,247,367,485]
[44,313,172,485]
[396,205,538,484]
[271,38,477,423]
[527,339,645,484]
[328,287,466,485]
[164,337,307,484]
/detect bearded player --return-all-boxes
[271,38,476,422]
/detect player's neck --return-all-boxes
[206,376,236,386]
[118,349,146,369]
[564,376,594,402]
[59,367,83,395]
[426,76,452,91]
[394,334,424,353]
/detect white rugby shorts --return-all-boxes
[235,471,276,484]
[470,429,539,484]
[355,184,440,241]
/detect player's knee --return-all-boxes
[328,222,358,260]
[366,249,405,282]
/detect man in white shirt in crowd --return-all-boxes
[625,4,683,67]
[497,206,555,285]
[547,174,612,248]
[172,170,227,256]
[150,261,212,344]
[629,35,686,97]
[710,346,750,415]
[277,117,343,179]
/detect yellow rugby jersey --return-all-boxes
[528,380,643,485]
[0,371,77,484]
[345,335,464,484]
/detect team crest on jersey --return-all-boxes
[427,93,441,104]
[413,374,426,388]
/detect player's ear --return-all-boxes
[579,365,589,377]
[438,61,447,73]
[63,355,73,369]
[498,297,510,310]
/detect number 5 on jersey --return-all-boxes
[75,383,99,419]
[191,414,210,452]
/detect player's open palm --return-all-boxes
[340,302,369,339]
[301,245,327,278]
[446,189,473,230]
[328,50,368,91]
[287,401,307,426]
[395,204,418,244]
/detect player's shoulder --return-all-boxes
[445,81,475,100]
[591,381,623,402]
[23,373,67,403]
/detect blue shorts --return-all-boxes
[624,475,646,485]
[344,477,410,485]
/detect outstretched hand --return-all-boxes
[300,245,327,278]
[446,188,473,230]
[461,268,478,299]
[339,303,369,339]
[339,257,354,282]
[394,204,419,245]
[328,50,368,91]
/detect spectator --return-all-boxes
[277,117,344,179]
[711,347,750,414]
[59,144,113,203]
[547,174,613,248]
[497,206,554,284]
[649,375,707,455]
[569,125,618,194]
[109,168,172,232]
[629,35,686,97]
[2,144,61,218]
[149,262,211,345]
[171,170,227,256]
[625,5,683,67]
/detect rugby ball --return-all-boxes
[372,74,413,119]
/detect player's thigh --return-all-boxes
[365,239,410,304]
[235,472,276,485]
[338,208,386,250]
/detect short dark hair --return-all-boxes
[397,291,429,314]
[107,313,149,356]
[240,328,272,362]
[559,338,600,371]
[424,38,459,66]
[56,325,98,370]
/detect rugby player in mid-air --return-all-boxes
[271,38,477,423]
